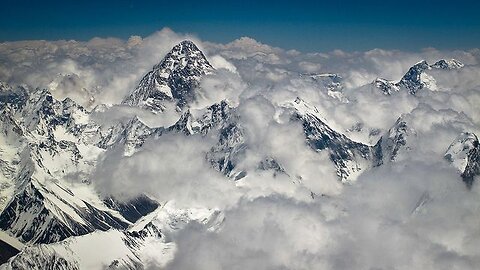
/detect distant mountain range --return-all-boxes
[0,41,477,269]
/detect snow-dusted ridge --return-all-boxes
[1,201,223,269]
[284,97,373,182]
[0,83,161,246]
[373,115,417,166]
[372,59,464,95]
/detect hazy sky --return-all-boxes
[1,0,479,52]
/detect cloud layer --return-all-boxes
[1,28,480,269]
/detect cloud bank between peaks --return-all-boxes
[1,28,480,269]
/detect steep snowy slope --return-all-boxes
[398,60,432,94]
[0,83,158,245]
[122,40,214,113]
[373,115,416,166]
[1,201,223,270]
[0,111,23,213]
[284,97,373,182]
[372,59,464,95]
[445,132,480,188]
[0,86,129,244]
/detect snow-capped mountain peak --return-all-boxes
[373,116,415,166]
[398,60,431,94]
[373,59,464,95]
[372,78,400,95]
[431,59,464,70]
[445,132,479,188]
[122,40,214,113]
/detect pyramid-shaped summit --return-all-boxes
[122,40,214,112]
[397,60,431,94]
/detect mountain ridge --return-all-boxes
[372,58,464,95]
[0,41,478,268]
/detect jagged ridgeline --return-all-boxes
[0,40,478,269]
[0,84,158,254]
[372,59,464,95]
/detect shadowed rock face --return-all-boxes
[103,195,159,223]
[462,145,480,188]
[397,60,431,94]
[373,117,413,166]
[122,40,214,112]
[0,182,130,244]
[445,132,480,188]
[287,98,372,182]
[0,240,20,265]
